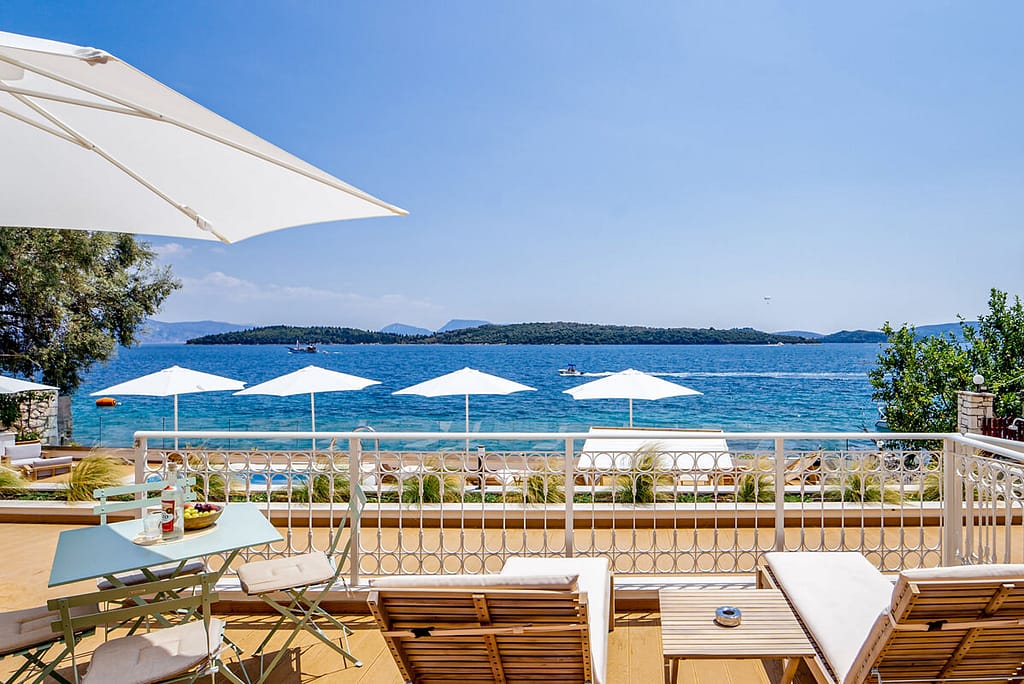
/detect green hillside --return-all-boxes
[187,322,815,346]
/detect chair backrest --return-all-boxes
[368,573,595,684]
[92,477,196,523]
[326,484,366,562]
[47,573,218,684]
[846,565,1024,684]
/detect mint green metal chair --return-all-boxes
[48,572,247,684]
[236,486,366,682]
[0,604,95,684]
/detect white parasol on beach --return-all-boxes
[234,365,380,450]
[0,30,405,243]
[564,368,702,427]
[0,375,56,394]
[90,365,245,447]
[393,367,535,450]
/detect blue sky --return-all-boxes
[4,2,1023,334]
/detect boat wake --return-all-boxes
[579,371,863,380]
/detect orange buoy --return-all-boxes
[95,397,119,407]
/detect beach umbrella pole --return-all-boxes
[310,391,316,452]
[465,393,470,453]
[173,393,179,450]
[629,398,633,428]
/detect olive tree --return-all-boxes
[0,228,179,392]
[870,288,1024,440]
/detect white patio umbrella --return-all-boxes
[564,368,702,427]
[0,375,56,394]
[234,365,380,450]
[90,365,245,447]
[393,368,535,450]
[0,30,405,243]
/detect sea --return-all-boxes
[72,343,883,449]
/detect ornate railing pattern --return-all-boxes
[133,431,1022,582]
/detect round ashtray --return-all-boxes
[714,605,742,627]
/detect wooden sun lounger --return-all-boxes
[368,557,612,684]
[759,552,1024,684]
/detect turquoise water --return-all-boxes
[72,343,882,448]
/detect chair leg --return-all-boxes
[250,585,362,683]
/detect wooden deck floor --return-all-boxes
[1,522,815,683]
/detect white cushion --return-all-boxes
[83,619,224,684]
[765,552,893,682]
[502,556,611,684]
[237,551,335,595]
[369,572,578,592]
[899,563,1024,584]
[0,604,96,656]
[5,443,41,460]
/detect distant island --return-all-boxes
[186,322,816,346]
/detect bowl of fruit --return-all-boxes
[183,502,223,530]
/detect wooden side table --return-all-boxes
[659,588,815,684]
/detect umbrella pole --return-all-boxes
[173,394,179,450]
[465,394,470,454]
[310,392,316,453]
[628,398,633,428]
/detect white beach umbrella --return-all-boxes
[0,375,56,394]
[564,368,702,427]
[393,368,535,449]
[90,365,245,447]
[234,365,380,450]
[0,30,405,243]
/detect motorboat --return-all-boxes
[558,364,583,377]
[287,341,319,354]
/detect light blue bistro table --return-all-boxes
[49,502,282,588]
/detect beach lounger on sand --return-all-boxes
[758,551,1024,684]
[368,556,613,684]
[577,427,731,486]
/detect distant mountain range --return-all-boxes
[137,319,246,344]
[380,323,433,336]
[438,319,490,332]
[775,322,978,344]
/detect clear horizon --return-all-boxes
[5,2,1023,333]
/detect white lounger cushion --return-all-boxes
[765,552,892,683]
[501,556,611,684]
[898,563,1024,584]
[369,572,578,592]
[83,618,225,684]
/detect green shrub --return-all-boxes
[65,455,123,502]
[512,474,566,504]
[401,462,462,504]
[830,458,902,503]
[921,471,942,502]
[616,446,664,504]
[734,457,775,503]
[293,471,351,503]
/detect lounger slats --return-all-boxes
[856,572,1024,684]
[369,587,594,683]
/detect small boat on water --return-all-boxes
[287,341,319,354]
[558,364,583,377]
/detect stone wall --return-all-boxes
[6,390,59,445]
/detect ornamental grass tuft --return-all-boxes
[65,455,123,502]
[0,465,26,494]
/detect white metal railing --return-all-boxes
[130,430,1024,581]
